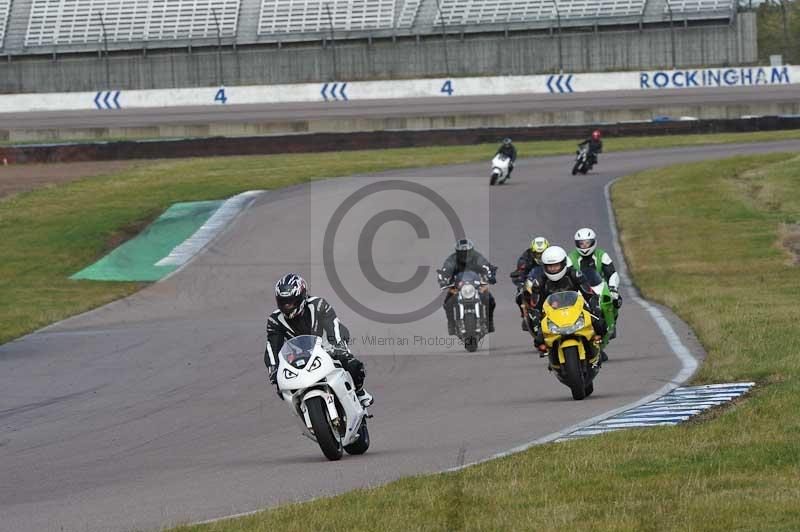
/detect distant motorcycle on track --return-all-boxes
[572,145,593,175]
[490,153,512,185]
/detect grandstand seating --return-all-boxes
[258,0,396,35]
[434,0,645,26]
[665,0,733,13]
[24,0,241,47]
[396,0,421,28]
[0,0,11,47]
[0,0,737,53]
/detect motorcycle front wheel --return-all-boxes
[571,163,580,176]
[490,173,499,186]
[306,396,344,460]
[463,314,479,352]
[563,346,587,400]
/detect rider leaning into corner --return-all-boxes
[523,246,607,359]
[510,236,550,331]
[495,137,518,179]
[578,130,603,167]
[264,273,373,407]
[439,238,498,335]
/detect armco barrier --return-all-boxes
[3,116,800,165]
[0,66,797,113]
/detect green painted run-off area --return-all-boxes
[71,200,223,282]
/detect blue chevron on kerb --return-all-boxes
[546,74,574,94]
[555,382,755,441]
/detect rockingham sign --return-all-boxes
[1,65,798,113]
[640,66,791,89]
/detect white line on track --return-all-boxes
[156,190,264,266]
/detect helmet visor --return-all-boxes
[545,261,564,275]
[576,239,595,250]
[276,294,302,314]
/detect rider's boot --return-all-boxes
[356,388,374,407]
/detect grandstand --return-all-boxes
[666,0,735,17]
[0,0,10,48]
[0,0,737,54]
[24,0,241,46]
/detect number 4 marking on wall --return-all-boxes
[441,80,453,96]
[215,88,228,104]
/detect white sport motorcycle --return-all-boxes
[276,335,370,461]
[490,153,511,185]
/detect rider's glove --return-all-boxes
[267,366,278,385]
[611,289,623,309]
[330,342,352,361]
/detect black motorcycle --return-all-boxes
[572,145,594,175]
[438,268,495,352]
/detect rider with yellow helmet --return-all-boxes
[510,236,550,331]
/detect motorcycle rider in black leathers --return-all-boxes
[495,137,518,179]
[439,239,497,335]
[523,246,606,358]
[578,129,603,167]
[510,236,550,331]
[264,273,373,407]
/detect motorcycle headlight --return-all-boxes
[547,314,585,335]
[283,368,298,380]
[460,284,477,299]
[308,357,322,372]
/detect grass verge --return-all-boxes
[161,154,800,531]
[1,129,799,348]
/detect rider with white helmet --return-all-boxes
[569,227,621,300]
[522,246,606,354]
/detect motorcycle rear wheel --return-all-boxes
[307,396,344,461]
[563,346,587,400]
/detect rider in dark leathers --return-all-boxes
[439,239,497,335]
[523,246,606,356]
[578,130,603,167]
[510,237,550,331]
[264,273,373,406]
[495,137,518,178]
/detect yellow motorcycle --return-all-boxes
[541,291,602,400]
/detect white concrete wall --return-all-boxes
[0,65,795,113]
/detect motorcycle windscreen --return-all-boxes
[544,291,580,310]
[456,270,482,284]
[279,335,319,370]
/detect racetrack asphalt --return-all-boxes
[1,139,799,532]
[0,85,799,129]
